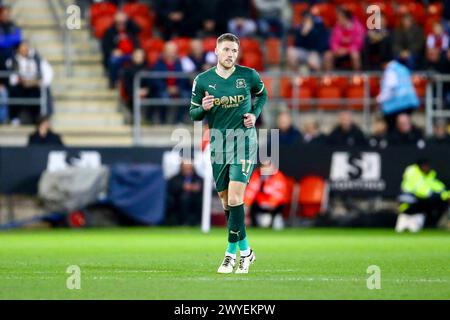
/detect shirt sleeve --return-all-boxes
[250,69,268,119]
[250,69,265,96]
[189,76,207,121]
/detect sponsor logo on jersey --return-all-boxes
[236,79,246,88]
[214,95,245,108]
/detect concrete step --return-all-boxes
[55,99,118,110]
[53,113,124,127]
[53,66,105,78]
[54,90,117,100]
[47,54,102,64]
[53,76,109,89]
[56,105,119,114]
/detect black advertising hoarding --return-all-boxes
[0,145,449,198]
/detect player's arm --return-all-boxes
[250,70,267,119]
[189,77,214,121]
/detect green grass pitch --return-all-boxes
[0,227,449,300]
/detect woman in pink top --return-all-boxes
[324,8,366,71]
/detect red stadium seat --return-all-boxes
[146,50,161,67]
[412,74,428,100]
[345,75,366,111]
[265,37,281,65]
[397,3,426,26]
[369,75,380,98]
[282,76,317,110]
[428,3,443,18]
[367,2,395,29]
[282,177,296,219]
[132,15,153,37]
[424,17,442,34]
[202,37,217,52]
[141,38,164,53]
[298,176,327,219]
[292,3,309,27]
[93,15,115,39]
[90,2,117,26]
[317,76,343,110]
[172,37,192,57]
[261,75,273,98]
[341,2,365,24]
[280,77,293,98]
[311,3,337,27]
[239,38,261,53]
[240,51,264,71]
[123,2,151,19]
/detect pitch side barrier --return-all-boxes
[0,71,48,116]
[132,70,438,144]
[1,144,448,198]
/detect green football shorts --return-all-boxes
[212,160,255,192]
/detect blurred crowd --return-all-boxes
[87,0,450,128]
[0,5,54,125]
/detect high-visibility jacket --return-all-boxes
[401,164,449,200]
[244,168,289,209]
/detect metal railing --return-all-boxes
[131,70,438,145]
[0,71,48,116]
[425,74,450,136]
[49,0,73,77]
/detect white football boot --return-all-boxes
[395,214,409,233]
[217,255,236,274]
[235,249,256,274]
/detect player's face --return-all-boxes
[215,41,239,69]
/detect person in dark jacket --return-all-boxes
[327,110,367,147]
[150,41,190,124]
[276,111,303,145]
[287,10,329,71]
[166,160,203,226]
[28,116,63,146]
[427,119,450,145]
[101,12,140,88]
[386,113,425,147]
[121,49,150,113]
[0,6,22,71]
[302,119,326,145]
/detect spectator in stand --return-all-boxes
[368,117,388,149]
[6,41,53,125]
[121,49,150,114]
[166,159,203,226]
[244,160,289,227]
[154,0,187,40]
[386,113,425,147]
[28,116,63,146]
[327,110,367,147]
[427,119,450,145]
[286,10,329,72]
[302,118,326,145]
[253,0,288,38]
[438,48,450,108]
[0,5,22,70]
[323,7,365,71]
[227,0,257,38]
[426,21,449,70]
[150,41,190,124]
[362,15,392,70]
[180,39,216,73]
[377,55,420,131]
[195,0,220,38]
[276,111,303,145]
[392,14,424,70]
[101,11,140,88]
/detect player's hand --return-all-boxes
[243,113,256,128]
[202,91,214,111]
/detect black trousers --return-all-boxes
[403,194,449,227]
[9,85,41,124]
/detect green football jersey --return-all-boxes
[189,65,266,161]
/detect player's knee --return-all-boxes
[228,194,244,207]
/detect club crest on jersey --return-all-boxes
[236,79,246,88]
